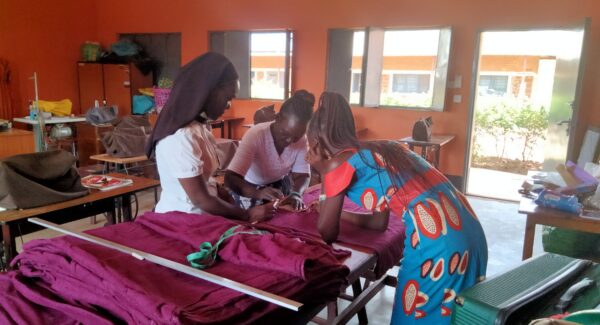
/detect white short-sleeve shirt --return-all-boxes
[154,121,219,214]
[227,121,310,185]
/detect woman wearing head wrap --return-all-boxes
[306,92,487,324]
[147,52,274,222]
[225,90,315,211]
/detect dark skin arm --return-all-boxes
[314,153,390,244]
[179,176,274,222]
[225,170,310,211]
[224,171,284,201]
[316,186,390,244]
[281,172,310,210]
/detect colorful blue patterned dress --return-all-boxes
[323,148,487,324]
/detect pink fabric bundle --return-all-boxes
[263,185,406,278]
[1,211,349,324]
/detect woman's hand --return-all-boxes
[308,200,321,213]
[256,187,284,201]
[280,195,307,211]
[216,183,234,204]
[247,202,276,223]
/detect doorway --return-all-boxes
[466,26,586,201]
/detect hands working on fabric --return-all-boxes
[277,193,308,212]
[256,186,284,201]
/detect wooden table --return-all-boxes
[0,129,35,159]
[399,134,455,168]
[267,243,397,325]
[518,197,600,260]
[90,153,150,174]
[0,173,160,265]
[210,116,244,139]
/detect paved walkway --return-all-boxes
[467,167,527,201]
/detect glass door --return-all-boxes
[466,23,587,201]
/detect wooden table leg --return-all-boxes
[352,280,369,324]
[522,216,535,260]
[434,144,441,168]
[327,300,338,321]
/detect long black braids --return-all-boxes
[308,92,433,204]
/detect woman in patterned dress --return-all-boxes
[305,92,488,324]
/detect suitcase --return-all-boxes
[452,253,600,324]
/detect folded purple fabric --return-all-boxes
[5,212,349,324]
[264,185,406,278]
[137,211,350,281]
[0,272,97,325]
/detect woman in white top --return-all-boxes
[146,52,274,222]
[225,90,314,211]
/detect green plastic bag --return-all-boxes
[81,42,101,62]
[542,226,600,259]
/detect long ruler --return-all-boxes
[28,218,303,311]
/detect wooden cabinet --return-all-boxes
[76,123,113,167]
[0,129,35,159]
[77,62,153,117]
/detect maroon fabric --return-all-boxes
[0,273,97,325]
[3,212,349,324]
[263,185,405,278]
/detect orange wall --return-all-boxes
[0,0,97,117]
[18,0,592,178]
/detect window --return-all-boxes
[391,74,431,93]
[478,75,509,95]
[351,72,362,93]
[326,27,452,110]
[326,30,364,105]
[210,30,293,100]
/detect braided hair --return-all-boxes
[308,92,430,192]
[279,89,315,123]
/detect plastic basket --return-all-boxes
[153,87,171,114]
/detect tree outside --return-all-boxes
[472,96,548,175]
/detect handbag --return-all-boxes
[412,116,433,141]
[253,104,276,124]
[0,150,88,210]
[85,105,118,125]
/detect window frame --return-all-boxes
[209,30,293,101]
[325,26,453,111]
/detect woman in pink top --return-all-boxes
[225,90,314,211]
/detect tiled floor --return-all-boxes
[17,190,540,325]
[467,167,527,202]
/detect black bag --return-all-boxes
[0,150,88,210]
[412,117,433,141]
[101,115,151,158]
[85,105,118,125]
